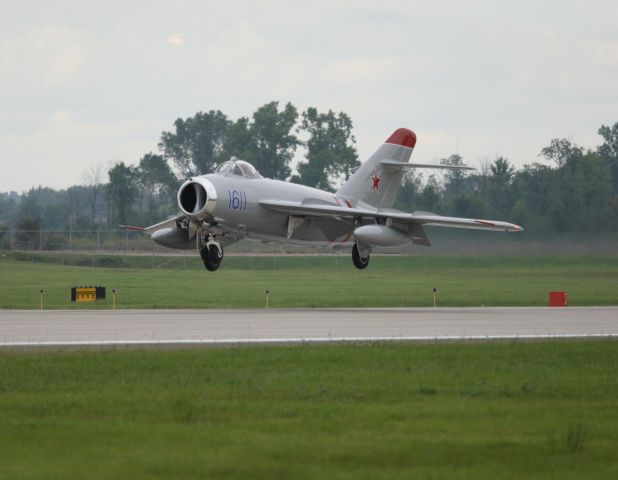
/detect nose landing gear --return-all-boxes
[199,235,224,271]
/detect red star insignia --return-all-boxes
[371,174,381,191]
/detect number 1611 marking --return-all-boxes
[228,190,247,210]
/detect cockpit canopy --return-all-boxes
[214,158,262,179]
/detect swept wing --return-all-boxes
[259,199,523,232]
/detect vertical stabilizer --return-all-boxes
[337,128,416,208]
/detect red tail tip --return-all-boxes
[385,128,416,148]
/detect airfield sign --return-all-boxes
[71,286,106,303]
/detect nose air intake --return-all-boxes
[179,182,207,214]
[177,177,217,219]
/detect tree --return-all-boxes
[159,110,230,178]
[15,216,41,247]
[511,163,555,232]
[135,153,178,224]
[106,162,137,226]
[221,117,254,162]
[490,157,515,184]
[248,101,300,179]
[394,171,423,212]
[557,151,615,231]
[449,192,486,218]
[540,138,583,167]
[597,122,618,193]
[293,108,359,191]
[64,186,87,227]
[598,122,618,163]
[0,193,17,225]
[418,175,441,212]
[440,154,466,195]
[14,191,41,246]
[81,161,105,228]
[488,157,515,214]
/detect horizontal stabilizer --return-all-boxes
[381,160,475,170]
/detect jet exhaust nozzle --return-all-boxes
[177,177,217,219]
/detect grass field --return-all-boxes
[0,254,617,308]
[0,341,617,479]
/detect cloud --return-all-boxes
[2,0,618,191]
[49,48,84,83]
[0,23,87,105]
[167,33,185,45]
[50,110,73,132]
[1,112,160,191]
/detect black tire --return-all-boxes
[352,242,370,269]
[202,244,223,271]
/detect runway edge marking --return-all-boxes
[1,333,618,348]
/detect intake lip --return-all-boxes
[177,177,217,219]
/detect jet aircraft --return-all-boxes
[127,128,523,270]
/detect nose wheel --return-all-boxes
[200,235,223,271]
[352,242,370,269]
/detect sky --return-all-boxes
[1,0,618,192]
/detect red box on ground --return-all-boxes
[549,291,568,307]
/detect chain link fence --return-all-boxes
[0,229,366,270]
[2,229,617,267]
[0,229,341,255]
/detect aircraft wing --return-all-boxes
[144,215,186,234]
[121,214,185,235]
[259,200,523,232]
[260,200,375,218]
[393,213,523,232]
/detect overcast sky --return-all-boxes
[2,0,618,192]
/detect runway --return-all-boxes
[0,307,617,347]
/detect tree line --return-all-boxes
[0,100,617,238]
[395,122,618,233]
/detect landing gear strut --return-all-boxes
[200,235,223,271]
[352,241,370,269]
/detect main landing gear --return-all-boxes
[200,235,223,271]
[352,241,370,269]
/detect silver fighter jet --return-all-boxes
[129,128,523,270]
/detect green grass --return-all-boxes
[0,254,617,308]
[0,341,617,479]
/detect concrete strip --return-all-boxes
[0,307,617,347]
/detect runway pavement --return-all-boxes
[0,307,617,347]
